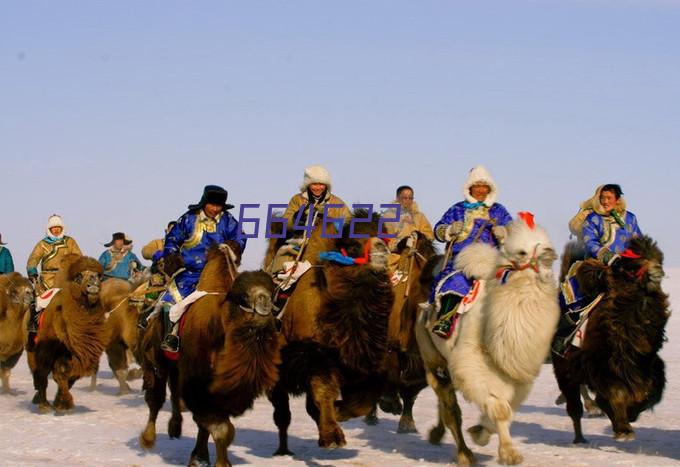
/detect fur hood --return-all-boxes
[579,185,627,216]
[300,165,332,192]
[463,165,498,207]
[45,214,65,238]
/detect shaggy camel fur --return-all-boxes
[0,272,34,394]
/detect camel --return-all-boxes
[416,214,559,465]
[364,232,437,433]
[552,235,669,443]
[0,273,34,394]
[268,210,395,454]
[25,254,107,414]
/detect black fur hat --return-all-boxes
[188,185,234,211]
[104,232,132,247]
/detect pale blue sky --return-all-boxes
[2,0,679,270]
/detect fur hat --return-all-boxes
[104,232,133,247]
[45,214,65,238]
[188,185,234,211]
[463,165,498,207]
[300,165,332,192]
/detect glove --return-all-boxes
[162,252,185,277]
[444,221,464,241]
[492,226,507,244]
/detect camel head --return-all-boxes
[228,270,277,323]
[2,273,34,318]
[502,212,557,283]
[334,209,390,272]
[613,235,665,292]
[66,257,104,307]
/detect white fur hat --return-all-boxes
[300,165,332,192]
[45,214,65,238]
[463,165,498,207]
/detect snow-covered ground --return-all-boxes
[2,270,679,467]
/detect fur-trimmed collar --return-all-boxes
[388,200,422,215]
[463,165,498,207]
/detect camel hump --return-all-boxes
[454,243,498,280]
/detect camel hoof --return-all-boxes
[363,414,379,426]
[614,431,635,442]
[499,445,523,465]
[37,402,53,414]
[116,384,131,396]
[140,428,156,450]
[555,393,566,405]
[397,418,418,434]
[468,425,491,447]
[584,407,604,418]
[188,456,210,467]
[318,428,346,448]
[168,416,182,439]
[1,387,17,396]
[498,446,524,465]
[31,392,41,404]
[572,435,589,444]
[273,448,294,456]
[456,449,475,467]
[428,424,445,445]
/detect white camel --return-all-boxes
[416,213,559,465]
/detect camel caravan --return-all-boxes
[0,165,671,465]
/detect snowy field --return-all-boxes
[2,270,679,467]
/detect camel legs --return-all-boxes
[32,370,51,412]
[363,404,379,425]
[188,424,210,466]
[596,391,635,441]
[106,340,131,395]
[397,383,425,433]
[476,395,522,465]
[167,367,183,439]
[269,384,294,455]
[553,355,588,444]
[140,368,166,449]
[209,419,235,467]
[1,351,22,395]
[309,373,346,448]
[53,371,76,413]
[425,371,474,466]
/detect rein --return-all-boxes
[508,244,540,273]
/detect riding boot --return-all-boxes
[432,296,461,339]
[26,306,40,351]
[159,304,180,353]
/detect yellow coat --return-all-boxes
[141,238,164,260]
[26,236,82,290]
[383,201,434,245]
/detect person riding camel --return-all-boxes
[158,185,246,353]
[554,183,642,354]
[0,234,14,274]
[266,165,351,276]
[27,214,82,293]
[429,166,512,338]
[141,221,177,262]
[98,232,143,281]
[383,185,434,274]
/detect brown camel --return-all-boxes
[268,210,395,454]
[0,273,34,395]
[553,235,669,443]
[139,245,238,453]
[364,232,437,433]
[25,254,106,414]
